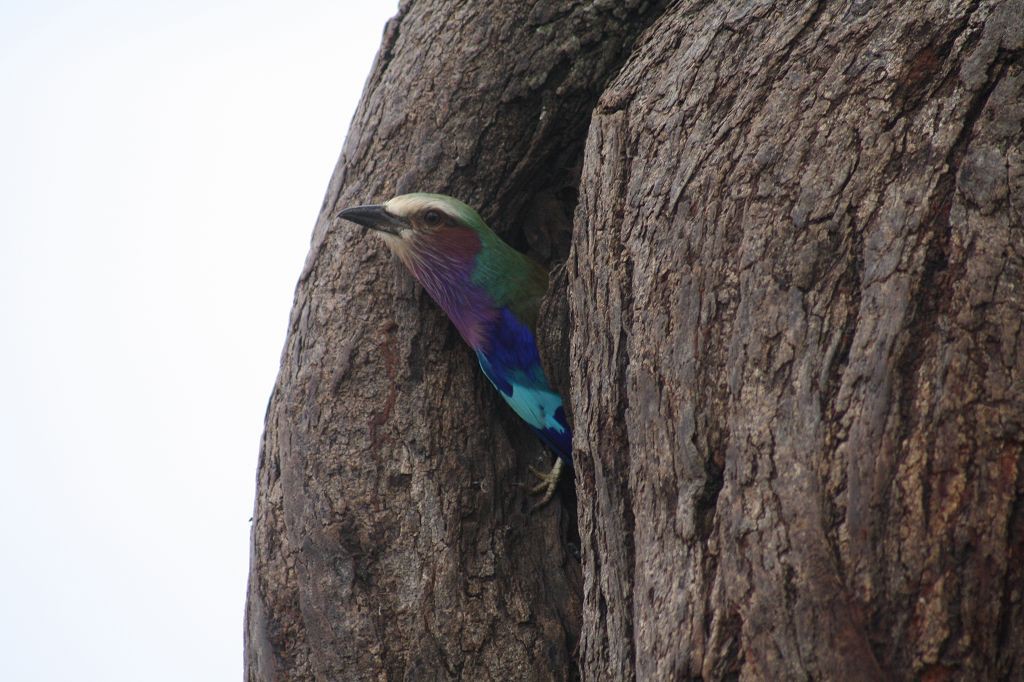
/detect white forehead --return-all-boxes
[383,194,449,218]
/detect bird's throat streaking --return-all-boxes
[384,229,498,350]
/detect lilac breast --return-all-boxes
[404,229,497,350]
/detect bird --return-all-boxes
[337,193,572,506]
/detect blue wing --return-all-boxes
[477,308,572,463]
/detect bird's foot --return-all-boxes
[527,458,564,512]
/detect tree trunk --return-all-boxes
[571,1,1023,679]
[246,1,1023,680]
[243,2,664,679]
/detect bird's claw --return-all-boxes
[526,458,564,512]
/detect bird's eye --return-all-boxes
[424,210,442,226]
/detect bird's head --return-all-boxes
[337,193,492,261]
[338,193,506,346]
[337,192,548,346]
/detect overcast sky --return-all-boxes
[0,1,398,679]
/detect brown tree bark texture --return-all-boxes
[570,1,1022,680]
[246,0,1024,680]
[244,2,663,680]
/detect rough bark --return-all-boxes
[243,2,664,679]
[247,0,1023,680]
[570,1,1023,680]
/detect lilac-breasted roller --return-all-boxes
[338,193,571,505]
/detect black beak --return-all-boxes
[337,204,408,236]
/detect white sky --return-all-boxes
[0,1,398,679]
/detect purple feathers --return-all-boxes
[398,227,497,349]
